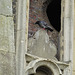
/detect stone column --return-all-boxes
[16,0,29,75]
[73,0,75,75]
[0,0,15,75]
[61,0,74,75]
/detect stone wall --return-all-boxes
[0,0,15,75]
[73,0,75,75]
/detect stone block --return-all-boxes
[0,51,15,75]
[28,29,57,60]
[0,0,12,15]
[0,15,15,53]
[73,71,75,75]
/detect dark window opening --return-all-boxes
[36,66,53,75]
[30,66,53,75]
[46,0,61,32]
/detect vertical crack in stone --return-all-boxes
[12,0,17,47]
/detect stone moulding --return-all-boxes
[25,53,69,75]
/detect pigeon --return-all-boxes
[35,21,53,32]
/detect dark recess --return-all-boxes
[46,0,61,32]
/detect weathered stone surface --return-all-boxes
[28,29,57,60]
[25,59,68,75]
[0,51,15,75]
[0,15,15,52]
[0,0,12,15]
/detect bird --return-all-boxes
[35,21,53,32]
